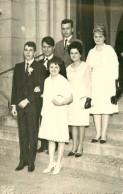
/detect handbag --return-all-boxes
[111,80,122,104]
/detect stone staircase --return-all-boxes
[0,99,123,180]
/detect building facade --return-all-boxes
[0,0,123,118]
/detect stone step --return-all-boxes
[67,138,123,159]
[0,140,122,179]
[0,126,122,159]
[1,115,18,127]
[85,124,123,141]
[0,125,19,142]
[1,111,123,129]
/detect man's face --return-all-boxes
[42,42,54,57]
[61,23,73,38]
[24,45,35,61]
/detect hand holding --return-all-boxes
[34,86,41,92]
[84,97,92,109]
[52,99,63,106]
[18,99,29,108]
[111,96,117,105]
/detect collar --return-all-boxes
[44,54,53,61]
[64,35,72,43]
[25,58,34,66]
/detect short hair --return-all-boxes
[61,19,73,28]
[42,36,55,47]
[48,57,63,70]
[93,24,107,38]
[68,41,83,55]
[24,41,36,51]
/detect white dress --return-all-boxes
[67,62,91,126]
[86,44,119,114]
[38,74,71,142]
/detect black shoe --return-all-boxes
[67,151,76,156]
[28,163,35,172]
[100,139,106,144]
[75,153,82,157]
[91,137,101,143]
[37,147,46,153]
[75,148,83,158]
[15,162,28,171]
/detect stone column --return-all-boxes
[36,0,49,55]
[0,0,12,72]
[55,0,67,42]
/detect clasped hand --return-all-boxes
[52,99,64,106]
[18,99,29,108]
[34,86,41,92]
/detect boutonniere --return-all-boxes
[28,67,34,75]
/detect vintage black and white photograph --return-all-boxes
[0,0,123,193]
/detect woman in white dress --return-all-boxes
[86,24,119,143]
[38,57,73,175]
[67,41,92,157]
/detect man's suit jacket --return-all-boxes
[11,60,46,113]
[38,55,67,79]
[55,36,83,67]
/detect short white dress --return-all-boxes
[67,62,91,126]
[86,44,119,114]
[38,74,71,142]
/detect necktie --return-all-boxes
[26,63,29,73]
[64,39,68,50]
[44,58,48,69]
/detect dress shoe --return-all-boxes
[91,137,101,143]
[43,162,56,174]
[67,150,77,156]
[53,164,62,175]
[75,148,83,158]
[100,139,106,144]
[28,163,35,172]
[37,147,47,153]
[75,153,82,157]
[15,162,28,171]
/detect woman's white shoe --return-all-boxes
[53,164,62,175]
[43,162,56,174]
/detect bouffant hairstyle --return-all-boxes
[68,41,83,55]
[42,36,55,47]
[24,41,36,51]
[48,57,63,70]
[93,24,107,38]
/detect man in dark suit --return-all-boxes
[11,41,46,172]
[55,19,83,67]
[36,36,67,153]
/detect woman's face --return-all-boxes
[70,48,81,62]
[93,32,105,46]
[49,63,60,77]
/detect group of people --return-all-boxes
[11,19,119,175]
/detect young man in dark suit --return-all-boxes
[11,41,46,172]
[55,19,83,67]
[36,36,67,153]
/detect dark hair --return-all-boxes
[68,41,83,55]
[24,41,36,51]
[48,57,63,70]
[61,19,73,28]
[42,36,55,47]
[93,24,107,38]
